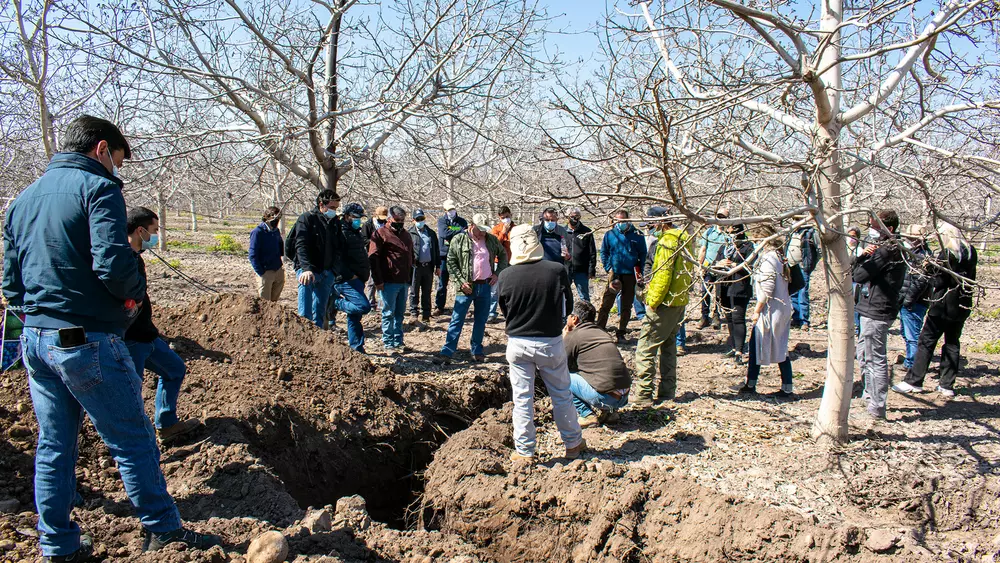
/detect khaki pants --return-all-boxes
[634,304,685,400]
[256,269,285,302]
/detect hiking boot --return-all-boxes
[614,332,626,344]
[632,395,654,408]
[565,439,588,460]
[676,347,688,357]
[158,418,202,443]
[431,354,452,366]
[733,353,744,366]
[697,318,711,330]
[142,527,223,552]
[936,385,955,399]
[509,452,534,467]
[892,381,923,394]
[43,535,95,562]
[578,414,600,429]
[736,384,757,395]
[471,354,486,363]
[434,308,448,317]
[723,349,736,358]
[711,317,722,330]
[770,389,796,400]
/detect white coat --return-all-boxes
[753,249,793,365]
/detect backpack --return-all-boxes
[284,222,298,261]
[786,227,818,271]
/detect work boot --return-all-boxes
[471,354,486,363]
[578,414,600,429]
[509,451,534,468]
[632,395,654,408]
[697,317,711,330]
[711,316,722,330]
[158,418,202,443]
[43,535,95,562]
[142,527,223,552]
[431,354,452,366]
[565,439,588,460]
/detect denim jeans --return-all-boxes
[898,303,927,369]
[858,316,891,418]
[442,283,491,357]
[569,373,629,418]
[379,283,409,348]
[791,271,811,326]
[488,282,500,320]
[333,278,372,352]
[571,271,591,303]
[297,269,335,328]
[614,293,646,320]
[506,336,583,456]
[676,323,686,348]
[125,337,185,429]
[435,258,450,310]
[21,328,181,556]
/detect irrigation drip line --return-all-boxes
[147,249,219,294]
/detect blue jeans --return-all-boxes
[676,323,686,348]
[333,278,372,352]
[379,283,409,348]
[488,282,500,320]
[297,269,335,328]
[571,271,591,303]
[617,293,646,320]
[21,329,181,556]
[442,283,491,357]
[899,303,928,369]
[569,372,629,418]
[791,271,811,326]
[124,337,185,429]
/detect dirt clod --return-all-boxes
[246,531,287,563]
[864,529,900,553]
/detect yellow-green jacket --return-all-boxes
[645,227,694,309]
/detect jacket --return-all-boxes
[293,208,332,273]
[600,226,647,275]
[330,218,371,283]
[927,246,977,321]
[853,237,906,322]
[2,152,145,335]
[532,223,568,264]
[498,260,572,337]
[786,227,820,274]
[437,215,469,259]
[125,253,158,343]
[490,221,514,261]
[715,237,755,300]
[408,223,440,264]
[566,222,597,276]
[564,320,631,393]
[361,217,386,243]
[446,231,509,288]
[899,243,932,309]
[645,227,694,309]
[369,225,414,285]
[248,222,284,276]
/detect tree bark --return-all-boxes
[190,199,198,232]
[324,3,344,196]
[157,193,168,251]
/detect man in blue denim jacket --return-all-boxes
[2,116,221,561]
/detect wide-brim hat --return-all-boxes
[374,206,389,220]
[902,224,928,238]
[442,199,457,211]
[509,224,544,265]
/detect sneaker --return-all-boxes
[892,381,923,394]
[614,332,626,344]
[431,354,452,366]
[770,390,795,399]
[158,418,202,443]
[936,385,955,398]
[736,384,757,395]
[676,347,688,357]
[142,527,223,552]
[434,308,448,317]
[723,349,737,358]
[565,439,588,460]
[578,414,600,429]
[632,395,654,408]
[43,535,95,562]
[655,393,675,404]
[733,353,744,366]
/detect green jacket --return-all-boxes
[645,227,694,309]
[446,231,509,289]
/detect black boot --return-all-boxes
[143,527,223,552]
[43,535,95,562]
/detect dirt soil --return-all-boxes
[1,237,999,562]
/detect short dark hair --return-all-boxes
[316,189,340,207]
[61,115,132,159]
[127,207,158,234]
[877,210,899,232]
[262,206,281,222]
[542,207,558,217]
[572,300,596,323]
[498,205,511,216]
[614,209,629,218]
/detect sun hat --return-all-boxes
[509,224,544,265]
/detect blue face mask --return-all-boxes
[352,218,362,230]
[415,221,425,229]
[142,233,158,250]
[616,222,630,233]
[543,220,556,231]
[323,209,337,219]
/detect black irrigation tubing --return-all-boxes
[146,249,219,294]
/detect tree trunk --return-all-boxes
[324,3,345,196]
[190,199,198,232]
[38,103,56,160]
[812,0,855,443]
[157,193,168,251]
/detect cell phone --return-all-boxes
[58,327,86,348]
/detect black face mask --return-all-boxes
[569,218,580,226]
[267,219,280,229]
[391,221,404,231]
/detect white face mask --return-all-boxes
[868,227,881,241]
[447,209,457,219]
[501,217,512,224]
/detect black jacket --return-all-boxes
[853,237,906,322]
[715,237,754,300]
[330,218,371,283]
[566,222,597,276]
[124,253,158,343]
[361,217,386,243]
[498,260,572,338]
[899,244,932,309]
[408,224,439,264]
[294,208,332,273]
[927,246,977,321]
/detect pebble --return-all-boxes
[15,402,30,414]
[246,531,288,563]
[864,529,899,553]
[7,425,31,438]
[199,314,209,322]
[0,539,15,551]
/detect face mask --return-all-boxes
[266,219,280,230]
[501,217,512,224]
[616,222,629,233]
[447,209,457,219]
[569,218,580,226]
[543,220,556,231]
[323,209,337,219]
[99,147,120,178]
[868,227,881,241]
[351,218,362,230]
[142,232,158,250]
[415,221,425,229]
[391,221,404,230]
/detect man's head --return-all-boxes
[716,207,730,220]
[542,207,558,225]
[61,115,132,175]
[374,206,389,223]
[316,190,340,213]
[873,210,900,235]
[567,207,582,226]
[613,209,630,232]
[470,213,490,240]
[389,206,406,229]
[498,205,512,222]
[647,206,670,231]
[342,202,365,229]
[443,199,458,219]
[566,300,597,331]
[262,206,281,228]
[127,206,159,251]
[509,224,544,264]
[413,208,426,224]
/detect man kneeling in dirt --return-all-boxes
[564,300,631,429]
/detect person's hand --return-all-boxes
[750,311,760,324]
[434,267,441,276]
[610,279,622,292]
[461,282,473,295]
[375,283,384,291]
[488,274,498,286]
[864,244,877,256]
[298,271,315,285]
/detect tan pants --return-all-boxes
[257,269,285,301]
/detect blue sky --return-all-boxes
[541,0,607,66]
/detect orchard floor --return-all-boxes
[1,239,998,562]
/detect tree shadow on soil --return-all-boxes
[166,335,232,363]
[589,434,709,463]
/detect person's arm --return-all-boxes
[564,331,580,372]
[600,232,611,273]
[88,182,144,301]
[559,263,573,316]
[643,240,656,280]
[368,230,385,288]
[493,236,509,274]
[248,228,265,276]
[2,218,24,308]
[498,272,509,317]
[852,246,888,285]
[636,233,648,272]
[275,232,284,268]
[447,235,464,287]
[751,256,778,322]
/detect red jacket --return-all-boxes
[369,225,414,285]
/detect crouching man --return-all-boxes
[564,300,631,428]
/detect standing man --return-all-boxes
[597,209,647,343]
[435,199,469,316]
[329,203,373,353]
[565,207,597,303]
[533,207,571,264]
[2,116,220,561]
[633,208,693,407]
[488,205,515,322]
[361,206,389,311]
[696,207,729,330]
[564,301,631,428]
[498,225,583,463]
[786,219,820,331]
[369,206,414,354]
[124,207,202,443]
[293,190,340,328]
[434,214,508,364]
[248,206,285,302]
[896,224,932,371]
[408,208,439,327]
[853,210,906,420]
